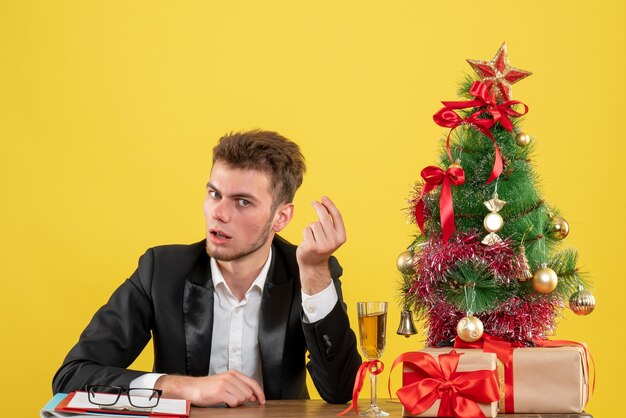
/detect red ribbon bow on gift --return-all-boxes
[455,334,520,413]
[433,81,528,184]
[389,350,499,418]
[414,165,465,242]
[338,360,384,416]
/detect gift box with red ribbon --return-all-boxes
[502,345,590,413]
[454,335,593,414]
[391,348,499,418]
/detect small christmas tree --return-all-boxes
[397,43,596,347]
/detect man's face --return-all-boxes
[204,161,287,262]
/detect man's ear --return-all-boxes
[272,203,294,233]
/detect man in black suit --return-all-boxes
[52,130,361,407]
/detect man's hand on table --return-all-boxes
[155,370,265,407]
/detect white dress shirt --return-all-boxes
[130,247,338,390]
[207,248,271,386]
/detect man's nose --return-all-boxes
[211,199,231,223]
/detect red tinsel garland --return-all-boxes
[408,231,561,346]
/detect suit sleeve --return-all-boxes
[302,257,362,404]
[52,249,157,394]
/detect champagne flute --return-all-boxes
[357,301,389,417]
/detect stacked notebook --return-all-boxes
[40,392,190,418]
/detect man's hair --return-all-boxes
[212,130,306,207]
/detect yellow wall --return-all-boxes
[1,1,623,416]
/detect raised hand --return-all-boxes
[296,196,347,295]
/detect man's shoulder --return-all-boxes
[134,240,206,284]
[149,239,206,256]
[141,239,207,269]
[272,234,297,255]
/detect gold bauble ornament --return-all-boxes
[515,132,531,147]
[449,161,463,170]
[569,289,596,315]
[550,216,570,240]
[456,315,484,342]
[396,250,415,274]
[483,212,504,233]
[532,264,558,294]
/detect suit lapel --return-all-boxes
[258,247,294,398]
[183,251,214,376]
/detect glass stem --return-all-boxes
[370,367,378,408]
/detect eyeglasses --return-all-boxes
[85,385,162,410]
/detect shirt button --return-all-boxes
[231,346,239,353]
[307,307,316,314]
[234,307,241,314]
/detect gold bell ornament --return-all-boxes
[532,263,558,294]
[569,286,596,315]
[396,310,418,337]
[482,192,506,246]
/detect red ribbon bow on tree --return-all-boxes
[414,165,465,242]
[433,81,528,184]
[389,350,499,418]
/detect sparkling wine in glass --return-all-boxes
[357,301,389,417]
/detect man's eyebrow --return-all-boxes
[206,182,259,201]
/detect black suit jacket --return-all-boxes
[52,236,361,403]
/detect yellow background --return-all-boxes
[1,1,623,416]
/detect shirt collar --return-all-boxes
[210,247,272,296]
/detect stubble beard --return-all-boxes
[206,213,275,262]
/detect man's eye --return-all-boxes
[238,199,252,207]
[208,190,220,199]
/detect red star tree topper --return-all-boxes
[466,42,532,101]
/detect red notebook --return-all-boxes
[55,391,190,418]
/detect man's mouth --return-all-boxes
[210,229,231,240]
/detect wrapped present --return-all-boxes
[455,335,592,413]
[390,348,499,418]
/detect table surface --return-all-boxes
[189,399,592,417]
